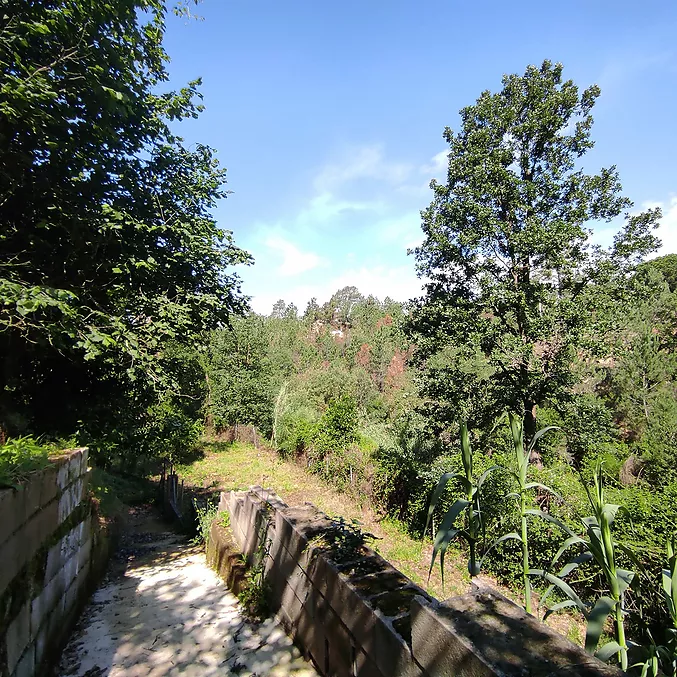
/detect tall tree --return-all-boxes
[0,1,249,444]
[409,61,660,443]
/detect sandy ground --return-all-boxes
[56,507,317,677]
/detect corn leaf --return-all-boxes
[586,596,616,653]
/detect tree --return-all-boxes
[326,286,363,326]
[409,61,660,443]
[206,317,274,435]
[0,1,249,450]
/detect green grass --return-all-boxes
[0,436,69,488]
[90,467,157,518]
[175,438,585,643]
[177,440,469,599]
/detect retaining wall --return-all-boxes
[213,486,620,677]
[0,449,103,677]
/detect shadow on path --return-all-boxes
[57,506,317,677]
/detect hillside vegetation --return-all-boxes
[2,4,675,672]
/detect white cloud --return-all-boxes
[248,264,423,315]
[297,192,379,226]
[420,149,449,178]
[374,211,423,250]
[263,235,323,277]
[313,146,413,193]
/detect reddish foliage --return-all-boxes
[385,349,407,389]
[375,314,393,329]
[356,343,371,369]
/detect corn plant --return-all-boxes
[664,535,677,675]
[628,535,677,677]
[481,413,561,615]
[533,462,636,670]
[426,422,497,585]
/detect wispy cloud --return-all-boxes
[248,264,423,315]
[313,145,413,193]
[264,235,324,277]
[297,192,379,226]
[419,149,449,178]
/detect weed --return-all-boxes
[311,515,377,563]
[238,534,273,621]
[0,436,51,488]
[192,499,222,546]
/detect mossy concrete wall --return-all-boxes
[213,486,620,677]
[0,449,107,677]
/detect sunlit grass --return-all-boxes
[177,440,469,599]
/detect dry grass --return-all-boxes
[177,440,585,642]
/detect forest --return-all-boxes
[1,2,675,675]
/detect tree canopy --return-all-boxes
[409,60,661,440]
[0,1,249,449]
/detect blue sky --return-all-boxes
[163,1,677,314]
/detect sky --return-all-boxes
[162,1,677,314]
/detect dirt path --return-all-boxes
[57,506,317,677]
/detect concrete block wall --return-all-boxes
[218,486,620,677]
[0,449,95,677]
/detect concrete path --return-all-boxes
[57,507,317,677]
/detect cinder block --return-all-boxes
[410,593,620,677]
[67,450,83,483]
[307,559,419,677]
[63,552,79,591]
[324,604,357,677]
[31,568,66,635]
[64,561,90,614]
[22,475,43,523]
[279,580,304,627]
[1,500,59,596]
[273,507,323,566]
[251,485,287,511]
[355,648,388,677]
[218,490,230,513]
[57,477,84,523]
[0,530,20,596]
[295,600,327,672]
[0,487,22,546]
[78,537,93,571]
[39,467,59,508]
[44,542,64,584]
[55,460,70,491]
[34,626,48,668]
[80,448,89,474]
[6,603,30,673]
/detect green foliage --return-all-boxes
[408,59,660,441]
[238,532,273,622]
[426,423,499,582]
[311,515,376,563]
[486,414,561,614]
[0,0,249,464]
[90,468,156,517]
[317,394,358,449]
[661,535,677,675]
[192,499,221,546]
[0,436,51,488]
[206,317,275,435]
[535,463,636,669]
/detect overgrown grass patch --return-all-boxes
[0,436,73,488]
[90,467,157,518]
[177,440,469,598]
